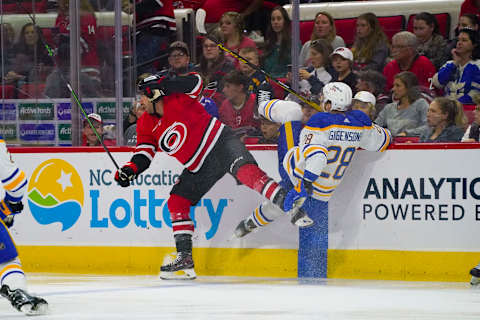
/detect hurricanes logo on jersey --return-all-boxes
[159,122,187,155]
[27,159,84,231]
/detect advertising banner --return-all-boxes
[12,150,298,250]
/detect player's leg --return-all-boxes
[161,159,227,280]
[0,221,47,315]
[470,262,480,285]
[234,147,313,237]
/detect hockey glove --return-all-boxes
[138,75,167,103]
[0,199,23,222]
[283,181,308,212]
[114,162,138,187]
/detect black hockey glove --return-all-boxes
[114,162,138,187]
[138,74,168,103]
[303,180,313,196]
[0,199,23,228]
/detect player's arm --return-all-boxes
[300,127,329,185]
[0,140,27,227]
[114,116,157,187]
[161,73,203,99]
[359,123,392,152]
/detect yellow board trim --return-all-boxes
[328,249,479,282]
[17,246,297,277]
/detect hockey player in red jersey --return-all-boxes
[114,74,309,279]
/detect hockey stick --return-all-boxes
[203,34,323,112]
[15,1,120,170]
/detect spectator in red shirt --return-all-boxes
[55,0,100,79]
[460,0,480,21]
[201,0,263,24]
[219,70,260,139]
[383,31,436,93]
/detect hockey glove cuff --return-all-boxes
[0,199,23,220]
[115,162,138,187]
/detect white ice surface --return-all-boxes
[1,275,480,319]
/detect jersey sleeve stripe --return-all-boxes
[379,128,391,152]
[135,150,154,161]
[1,168,18,184]
[263,99,279,121]
[305,150,327,160]
[3,170,26,191]
[302,145,328,158]
[284,122,295,150]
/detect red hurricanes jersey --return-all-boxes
[135,93,224,172]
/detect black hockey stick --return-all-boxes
[15,1,120,170]
[205,35,323,112]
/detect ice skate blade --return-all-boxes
[20,301,48,316]
[160,269,196,280]
[471,276,480,286]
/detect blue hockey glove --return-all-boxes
[283,181,308,212]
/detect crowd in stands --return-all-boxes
[1,0,480,146]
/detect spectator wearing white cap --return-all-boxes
[82,113,116,146]
[330,47,357,94]
[352,91,377,119]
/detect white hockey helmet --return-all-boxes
[258,99,303,124]
[321,82,352,111]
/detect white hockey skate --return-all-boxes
[160,252,197,280]
[289,208,314,227]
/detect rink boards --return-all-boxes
[6,144,480,281]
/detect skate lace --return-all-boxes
[257,89,272,105]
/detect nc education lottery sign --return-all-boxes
[11,150,298,249]
[329,148,480,252]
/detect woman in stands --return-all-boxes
[298,38,333,96]
[351,12,389,72]
[432,28,480,105]
[219,11,256,65]
[262,6,293,78]
[413,12,448,69]
[375,71,429,137]
[299,11,345,67]
[3,23,53,85]
[419,97,465,142]
[194,34,235,105]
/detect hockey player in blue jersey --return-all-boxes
[234,82,392,275]
[0,137,48,315]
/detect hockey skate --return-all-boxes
[160,251,196,280]
[470,266,480,285]
[289,208,314,227]
[234,217,258,238]
[0,284,48,315]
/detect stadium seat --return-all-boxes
[269,78,287,100]
[334,18,357,47]
[0,85,15,99]
[17,83,46,99]
[299,21,315,44]
[463,104,476,125]
[407,13,451,39]
[2,0,47,13]
[378,16,406,41]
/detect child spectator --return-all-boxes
[419,97,465,142]
[262,6,293,78]
[432,28,480,105]
[355,69,391,117]
[413,12,448,69]
[219,11,256,65]
[299,11,345,67]
[237,47,273,97]
[330,47,357,93]
[82,113,116,146]
[352,91,377,119]
[352,12,389,72]
[383,31,436,93]
[194,35,234,104]
[219,70,260,138]
[298,39,333,96]
[375,71,429,137]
